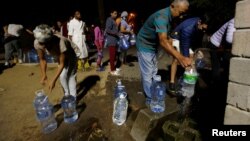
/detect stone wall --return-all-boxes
[224,0,250,124]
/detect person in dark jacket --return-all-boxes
[169,17,208,94]
[105,9,120,76]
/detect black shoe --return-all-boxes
[128,62,134,67]
[168,82,176,94]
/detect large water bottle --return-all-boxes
[150,75,166,113]
[27,49,39,63]
[114,79,126,99]
[130,33,136,46]
[181,67,198,98]
[61,95,78,123]
[194,50,205,69]
[33,90,57,134]
[119,35,130,50]
[112,92,128,126]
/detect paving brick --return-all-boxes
[224,105,250,125]
[235,0,250,28]
[227,82,250,111]
[232,29,250,57]
[229,57,250,85]
[162,119,201,141]
[130,108,163,141]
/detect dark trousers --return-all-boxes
[4,39,22,62]
[109,46,117,71]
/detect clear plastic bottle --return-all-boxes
[114,79,126,99]
[33,90,57,134]
[130,33,136,46]
[112,92,128,126]
[181,66,198,98]
[61,95,78,123]
[150,75,166,113]
[194,50,205,69]
[119,35,130,50]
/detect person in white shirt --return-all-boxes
[3,24,24,66]
[68,10,89,71]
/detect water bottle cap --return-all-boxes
[153,75,161,81]
[116,79,122,85]
[119,92,127,98]
[35,89,45,97]
[118,85,125,88]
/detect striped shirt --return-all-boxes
[136,7,172,53]
[210,18,235,47]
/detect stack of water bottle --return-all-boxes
[150,75,167,113]
[112,79,128,126]
[177,52,205,98]
[33,90,78,134]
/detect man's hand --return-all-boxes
[178,56,192,68]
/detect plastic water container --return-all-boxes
[112,92,128,126]
[119,35,130,50]
[33,90,57,134]
[61,95,78,123]
[194,50,205,69]
[130,34,136,46]
[181,67,198,98]
[45,54,56,63]
[150,75,166,113]
[24,49,39,63]
[114,79,126,99]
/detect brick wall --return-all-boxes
[224,0,250,124]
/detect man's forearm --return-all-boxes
[161,38,183,61]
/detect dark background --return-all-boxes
[0,0,237,33]
[0,0,169,28]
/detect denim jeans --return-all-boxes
[137,51,158,99]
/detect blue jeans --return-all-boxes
[137,51,158,99]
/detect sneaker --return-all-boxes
[18,59,23,64]
[110,70,120,76]
[4,62,9,66]
[128,62,134,67]
[116,68,121,72]
[96,67,105,72]
[168,82,176,94]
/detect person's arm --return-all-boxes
[68,21,73,41]
[25,29,33,35]
[158,32,191,68]
[49,52,66,93]
[120,24,133,34]
[36,49,48,85]
[105,18,119,36]
[180,28,193,57]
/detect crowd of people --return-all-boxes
[0,0,235,107]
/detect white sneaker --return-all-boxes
[18,59,23,64]
[110,70,120,76]
[116,68,121,72]
[4,62,9,66]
